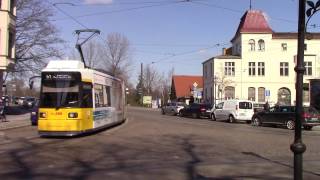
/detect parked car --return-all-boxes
[179,103,212,119]
[23,97,37,108]
[161,102,185,115]
[251,105,320,130]
[17,97,26,106]
[211,99,254,123]
[253,103,265,112]
[30,99,39,126]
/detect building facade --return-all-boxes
[0,0,16,97]
[203,10,320,106]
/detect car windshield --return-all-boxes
[304,107,319,113]
[40,72,80,108]
[176,102,185,106]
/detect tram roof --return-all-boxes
[44,60,85,69]
[43,60,123,82]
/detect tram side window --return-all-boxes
[104,86,111,106]
[94,84,104,107]
[81,82,93,108]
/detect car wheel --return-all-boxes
[252,117,261,126]
[229,115,235,123]
[171,110,176,116]
[179,111,184,117]
[303,125,313,131]
[286,120,295,130]
[210,113,216,121]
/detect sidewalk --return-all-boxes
[0,113,30,130]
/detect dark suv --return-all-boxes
[251,105,320,130]
[179,103,212,119]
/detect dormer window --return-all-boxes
[249,39,255,51]
[258,39,265,51]
[281,43,287,51]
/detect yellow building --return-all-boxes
[0,0,16,96]
[203,10,320,106]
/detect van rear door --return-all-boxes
[238,101,254,120]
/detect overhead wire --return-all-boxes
[48,0,228,64]
[190,1,298,25]
[149,43,230,64]
[52,0,189,21]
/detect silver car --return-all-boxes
[161,102,185,116]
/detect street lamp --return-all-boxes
[289,1,320,179]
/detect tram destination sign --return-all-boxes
[42,72,80,81]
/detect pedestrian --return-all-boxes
[264,101,270,111]
[0,99,6,122]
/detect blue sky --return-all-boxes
[47,0,320,83]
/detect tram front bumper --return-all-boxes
[38,119,81,132]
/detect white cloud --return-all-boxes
[84,0,113,5]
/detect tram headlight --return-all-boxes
[39,112,47,118]
[68,112,78,118]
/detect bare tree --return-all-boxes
[143,65,160,96]
[214,68,234,100]
[158,67,174,104]
[100,32,132,80]
[14,0,64,75]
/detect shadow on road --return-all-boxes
[4,106,32,115]
[1,133,320,179]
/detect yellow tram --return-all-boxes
[38,60,126,136]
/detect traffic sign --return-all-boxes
[265,90,270,96]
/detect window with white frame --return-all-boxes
[249,39,255,51]
[224,62,235,76]
[248,62,256,76]
[280,62,289,76]
[8,31,15,58]
[281,43,287,51]
[10,0,15,14]
[304,61,312,76]
[258,39,265,51]
[258,62,265,76]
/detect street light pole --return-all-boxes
[290,0,306,179]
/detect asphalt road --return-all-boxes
[0,107,320,179]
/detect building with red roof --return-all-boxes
[203,9,320,106]
[170,75,203,104]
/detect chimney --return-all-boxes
[222,48,226,55]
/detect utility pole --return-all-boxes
[140,63,143,106]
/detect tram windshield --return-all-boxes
[40,72,81,108]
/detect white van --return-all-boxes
[211,99,254,123]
